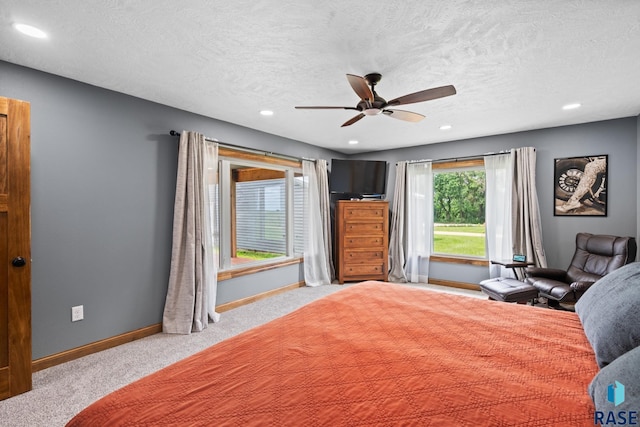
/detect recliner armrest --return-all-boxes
[570,281,595,292]
[524,267,567,281]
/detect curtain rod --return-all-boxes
[400,149,526,165]
[169,130,316,163]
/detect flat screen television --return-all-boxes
[330,159,387,198]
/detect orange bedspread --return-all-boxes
[67,282,598,426]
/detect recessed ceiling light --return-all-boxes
[259,110,274,116]
[562,103,581,110]
[13,23,48,39]
[439,125,452,130]
[348,140,359,145]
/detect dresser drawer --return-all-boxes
[343,207,386,219]
[344,249,385,264]
[343,222,384,235]
[343,236,385,248]
[343,264,385,276]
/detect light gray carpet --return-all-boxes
[0,282,482,427]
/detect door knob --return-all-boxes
[11,257,27,267]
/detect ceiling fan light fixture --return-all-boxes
[363,108,382,116]
[348,140,359,145]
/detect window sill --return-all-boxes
[218,257,303,281]
[429,255,489,267]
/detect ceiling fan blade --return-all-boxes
[346,74,374,102]
[382,109,425,122]
[341,113,366,127]
[295,106,359,110]
[386,85,456,107]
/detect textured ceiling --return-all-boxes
[1,1,639,154]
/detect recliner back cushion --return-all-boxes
[567,234,636,283]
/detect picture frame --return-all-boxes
[554,155,607,216]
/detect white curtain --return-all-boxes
[204,142,220,322]
[405,162,433,283]
[163,131,220,334]
[302,159,332,286]
[388,162,408,282]
[485,153,514,278]
[512,147,547,268]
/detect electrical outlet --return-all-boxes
[71,305,84,322]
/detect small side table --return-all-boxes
[490,259,535,279]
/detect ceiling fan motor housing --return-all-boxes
[358,73,386,113]
[357,96,387,113]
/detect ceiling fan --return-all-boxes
[295,73,456,127]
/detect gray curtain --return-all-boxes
[512,147,547,269]
[388,161,408,282]
[163,131,220,334]
[316,160,335,281]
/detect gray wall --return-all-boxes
[0,61,342,359]
[1,59,637,359]
[354,118,639,284]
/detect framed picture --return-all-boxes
[554,155,607,216]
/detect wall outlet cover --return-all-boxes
[71,305,84,322]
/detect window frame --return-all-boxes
[216,147,303,276]
[431,158,488,263]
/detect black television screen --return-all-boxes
[330,159,387,197]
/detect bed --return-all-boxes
[66,280,612,426]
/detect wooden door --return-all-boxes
[0,96,31,400]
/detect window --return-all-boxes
[215,148,303,271]
[235,175,286,261]
[432,159,486,258]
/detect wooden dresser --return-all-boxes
[335,200,389,284]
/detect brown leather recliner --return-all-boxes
[525,233,637,305]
